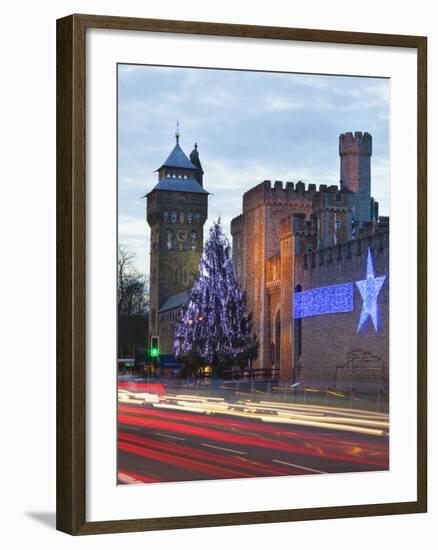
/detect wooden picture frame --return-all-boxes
[56,13,427,535]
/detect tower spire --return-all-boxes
[175,121,180,143]
[190,141,204,187]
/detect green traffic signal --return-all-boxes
[150,336,159,358]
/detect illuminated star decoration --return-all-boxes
[355,248,386,332]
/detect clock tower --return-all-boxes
[146,129,209,360]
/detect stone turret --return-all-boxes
[339,132,373,225]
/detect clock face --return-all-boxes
[178,230,186,240]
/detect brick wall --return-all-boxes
[294,233,389,389]
[231,180,315,370]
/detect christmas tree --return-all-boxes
[174,220,258,375]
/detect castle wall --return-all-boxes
[231,214,245,287]
[232,190,388,389]
[232,180,316,371]
[312,187,354,248]
[240,202,268,370]
[231,131,387,390]
[267,285,280,370]
[279,221,295,384]
[294,233,389,389]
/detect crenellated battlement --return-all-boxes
[339,131,372,156]
[279,213,318,242]
[230,213,244,235]
[312,186,352,210]
[242,179,346,212]
[241,177,357,221]
[297,229,389,272]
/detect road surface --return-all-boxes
[117,391,389,484]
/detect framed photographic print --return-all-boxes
[56,14,427,535]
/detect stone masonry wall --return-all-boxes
[294,232,389,389]
[231,180,316,370]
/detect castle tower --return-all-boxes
[339,131,373,225]
[312,186,354,249]
[279,217,295,384]
[146,130,209,357]
[231,180,317,374]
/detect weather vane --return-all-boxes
[175,120,180,142]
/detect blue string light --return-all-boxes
[293,248,386,333]
[294,283,354,319]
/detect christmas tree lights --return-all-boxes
[174,220,258,374]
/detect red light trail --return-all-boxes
[117,401,389,484]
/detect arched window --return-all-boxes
[171,211,177,224]
[166,229,173,250]
[190,230,197,250]
[187,211,193,224]
[163,210,169,222]
[179,211,185,223]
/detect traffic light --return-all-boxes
[150,336,160,358]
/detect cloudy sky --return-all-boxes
[118,64,389,275]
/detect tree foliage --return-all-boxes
[174,220,258,374]
[118,245,149,358]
